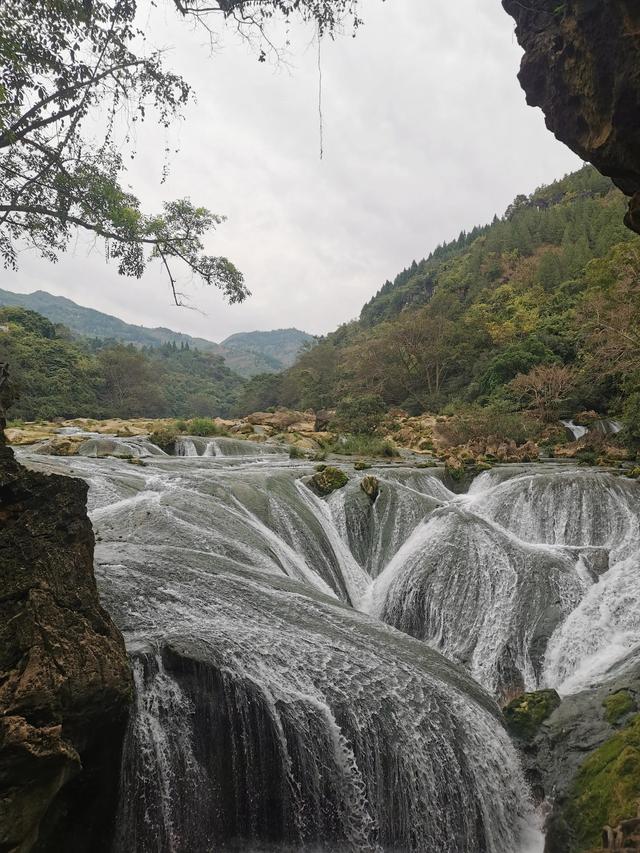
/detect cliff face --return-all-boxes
[0,432,132,852]
[503,0,640,233]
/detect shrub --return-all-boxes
[188,417,226,437]
[149,427,177,454]
[331,395,386,435]
[289,445,305,459]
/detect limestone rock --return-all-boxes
[0,437,132,851]
[503,0,640,234]
[309,466,349,497]
[360,475,380,502]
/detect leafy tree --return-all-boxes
[0,0,360,304]
[97,344,165,416]
[332,394,385,435]
[509,364,576,421]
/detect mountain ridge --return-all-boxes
[0,288,312,377]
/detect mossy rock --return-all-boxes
[603,690,636,725]
[354,460,371,471]
[503,689,561,742]
[310,466,349,496]
[360,475,379,502]
[564,714,640,851]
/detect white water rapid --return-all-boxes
[18,445,639,852]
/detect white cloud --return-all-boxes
[2,0,581,341]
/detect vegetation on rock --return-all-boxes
[503,689,562,742]
[310,466,349,496]
[564,715,640,851]
[360,474,380,501]
[603,691,637,726]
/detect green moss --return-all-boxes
[354,460,371,471]
[565,714,640,851]
[603,690,636,725]
[310,466,349,496]
[503,689,561,742]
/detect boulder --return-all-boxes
[360,475,380,502]
[0,394,132,851]
[309,466,349,497]
[32,435,87,456]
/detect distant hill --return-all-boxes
[221,329,315,376]
[0,289,312,378]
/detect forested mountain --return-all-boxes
[237,166,640,442]
[0,289,311,378]
[0,307,244,420]
[220,328,315,376]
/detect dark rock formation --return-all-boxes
[0,372,132,852]
[509,663,640,853]
[503,0,640,233]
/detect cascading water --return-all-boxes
[19,445,639,852]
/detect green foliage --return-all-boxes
[502,690,562,742]
[0,307,102,420]
[603,691,636,726]
[310,466,349,496]
[289,445,306,459]
[0,1,248,303]
[332,394,385,435]
[564,715,640,851]
[149,427,178,454]
[188,417,226,437]
[0,307,244,420]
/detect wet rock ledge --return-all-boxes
[503,0,640,233]
[0,433,132,852]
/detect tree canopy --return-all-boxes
[0,0,360,304]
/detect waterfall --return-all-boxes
[23,449,640,851]
[173,435,285,458]
[560,419,588,440]
[365,503,590,699]
[175,437,198,456]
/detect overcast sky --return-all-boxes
[3,0,581,342]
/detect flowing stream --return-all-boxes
[17,441,640,853]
